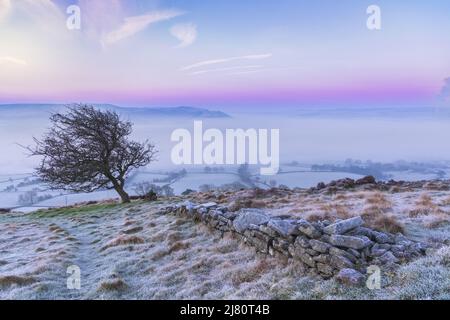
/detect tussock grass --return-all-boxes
[365,192,392,210]
[231,259,273,286]
[372,215,405,234]
[101,235,145,251]
[98,278,128,292]
[409,193,447,220]
[0,275,36,288]
[168,241,191,253]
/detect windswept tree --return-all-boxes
[28,104,157,203]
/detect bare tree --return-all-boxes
[28,104,157,203]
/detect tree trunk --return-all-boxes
[114,185,130,203]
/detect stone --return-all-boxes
[272,239,290,253]
[297,220,322,239]
[317,182,326,190]
[222,211,238,221]
[329,247,358,263]
[355,176,376,185]
[313,254,331,264]
[379,251,399,264]
[309,239,331,253]
[347,226,374,238]
[305,248,320,256]
[259,225,279,238]
[288,244,296,257]
[391,244,406,254]
[199,202,218,209]
[298,253,316,268]
[317,263,334,276]
[233,209,270,233]
[330,255,355,269]
[370,243,387,257]
[323,216,364,235]
[411,242,428,254]
[395,234,413,246]
[336,268,366,286]
[320,234,331,243]
[347,248,361,258]
[208,209,221,219]
[267,219,299,237]
[329,235,372,250]
[252,230,272,243]
[295,236,311,248]
[372,231,395,244]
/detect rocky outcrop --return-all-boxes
[164,201,428,283]
[310,175,450,193]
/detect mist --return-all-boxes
[1,109,450,175]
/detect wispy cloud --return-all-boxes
[181,53,272,71]
[2,0,65,32]
[103,9,185,45]
[0,56,27,66]
[170,23,197,48]
[226,69,267,76]
[18,0,63,22]
[190,65,262,75]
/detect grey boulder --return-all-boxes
[336,268,366,286]
[233,209,270,233]
[330,235,372,250]
[323,216,364,235]
[267,219,299,237]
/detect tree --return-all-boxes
[28,104,157,203]
[237,163,254,186]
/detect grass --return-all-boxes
[2,188,450,300]
[440,196,450,206]
[409,193,448,222]
[365,192,392,210]
[33,202,126,218]
[0,275,36,288]
[371,215,405,234]
[101,235,145,251]
[98,278,128,292]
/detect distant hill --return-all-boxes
[0,104,231,118]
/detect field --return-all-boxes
[1,185,450,300]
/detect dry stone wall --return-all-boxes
[163,201,428,284]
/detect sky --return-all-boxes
[1,0,450,109]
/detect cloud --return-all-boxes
[103,9,185,45]
[226,69,266,76]
[190,65,262,75]
[19,0,63,20]
[0,0,11,20]
[6,0,65,31]
[0,56,27,66]
[170,23,197,48]
[181,53,272,71]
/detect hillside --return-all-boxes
[1,179,450,299]
[0,104,231,119]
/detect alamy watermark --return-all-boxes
[366,265,382,290]
[171,121,280,175]
[66,265,81,290]
[66,5,81,30]
[367,5,382,30]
